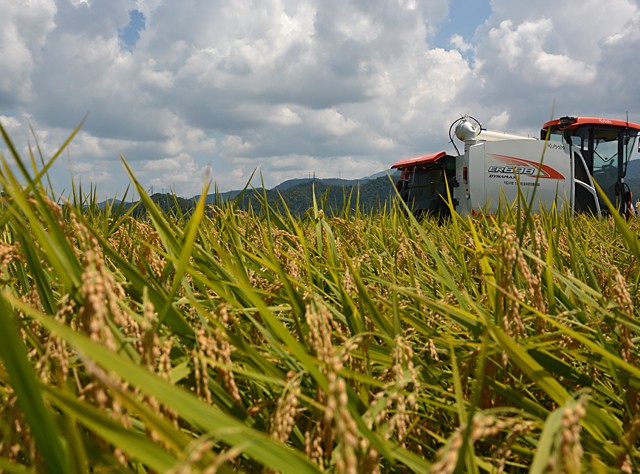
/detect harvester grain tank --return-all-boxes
[391,115,640,218]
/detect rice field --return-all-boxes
[0,124,639,473]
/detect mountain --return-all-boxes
[274,177,363,191]
[363,169,400,180]
[100,193,197,216]
[224,175,397,217]
[197,189,242,204]
[96,173,399,218]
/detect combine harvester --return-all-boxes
[391,115,640,219]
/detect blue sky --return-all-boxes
[1,0,640,199]
[119,9,145,51]
[433,0,491,49]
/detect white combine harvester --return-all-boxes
[391,115,640,218]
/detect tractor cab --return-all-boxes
[540,116,640,214]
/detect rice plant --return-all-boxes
[0,122,638,473]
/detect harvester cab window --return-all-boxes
[590,131,620,205]
[592,133,618,172]
[545,130,564,142]
[626,134,637,161]
[542,126,565,143]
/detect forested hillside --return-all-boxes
[126,176,399,217]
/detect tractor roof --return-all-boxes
[542,116,640,132]
[391,151,446,169]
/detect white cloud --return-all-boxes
[450,34,473,53]
[483,18,595,86]
[142,154,211,194]
[0,115,22,131]
[534,51,595,87]
[308,109,358,137]
[0,0,57,105]
[267,107,302,126]
[466,0,640,129]
[69,164,113,184]
[221,135,254,156]
[2,0,640,199]
[485,111,510,131]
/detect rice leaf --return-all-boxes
[0,295,70,474]
[6,294,320,474]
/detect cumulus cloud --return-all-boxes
[1,0,640,198]
[0,115,22,132]
[0,0,57,105]
[450,34,473,53]
[468,0,640,128]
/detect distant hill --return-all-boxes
[225,175,397,217]
[363,169,400,180]
[98,172,399,218]
[98,193,197,217]
[274,177,362,191]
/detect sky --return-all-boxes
[2,0,640,199]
